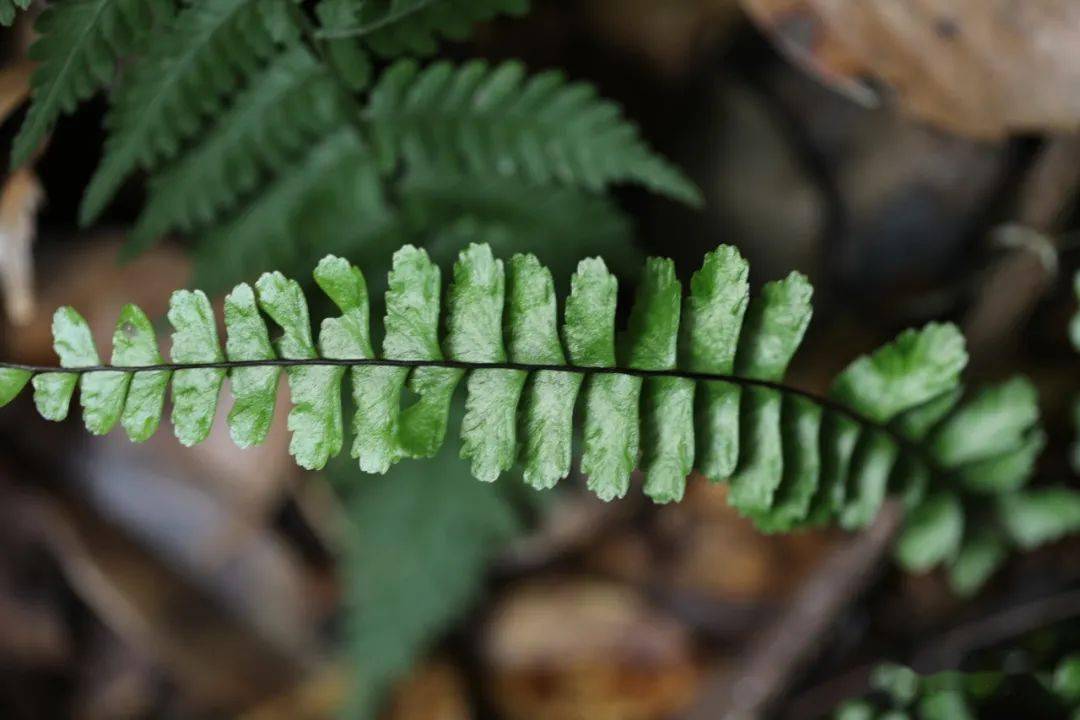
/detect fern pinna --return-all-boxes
[0,243,1065,590]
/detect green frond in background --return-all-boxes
[0,242,1072,600]
[126,45,347,256]
[12,0,693,296]
[337,427,520,717]
[364,59,704,205]
[79,0,296,225]
[11,0,173,166]
[833,658,1080,719]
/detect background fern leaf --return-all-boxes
[192,128,389,291]
[12,0,172,167]
[337,434,519,718]
[365,59,703,205]
[80,0,295,225]
[128,46,345,255]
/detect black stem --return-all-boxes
[0,357,932,469]
[315,0,440,39]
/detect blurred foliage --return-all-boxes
[6,0,701,294]
[331,421,521,719]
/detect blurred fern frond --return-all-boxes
[11,0,697,290]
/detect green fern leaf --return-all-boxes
[257,270,346,470]
[895,491,964,573]
[446,244,522,482]
[729,272,812,516]
[683,246,749,482]
[564,257,636,501]
[338,431,519,718]
[1,241,1058,566]
[930,377,1039,467]
[128,46,346,255]
[192,128,389,291]
[999,487,1080,549]
[0,367,32,406]
[365,59,702,205]
[12,0,171,166]
[0,0,31,26]
[80,0,295,224]
[948,528,1007,597]
[633,259,694,504]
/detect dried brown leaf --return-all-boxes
[0,167,43,325]
[0,58,32,125]
[741,0,1080,137]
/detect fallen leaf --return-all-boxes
[0,58,32,124]
[385,660,472,720]
[588,0,742,76]
[741,0,1080,137]
[481,578,699,720]
[0,167,43,325]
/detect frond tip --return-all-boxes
[0,244,1052,539]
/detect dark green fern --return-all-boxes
[11,0,173,165]
[10,0,697,294]
[363,58,702,204]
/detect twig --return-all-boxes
[683,502,903,720]
[912,589,1080,672]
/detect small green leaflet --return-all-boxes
[729,272,812,515]
[224,283,280,449]
[0,367,31,407]
[168,290,226,446]
[507,254,581,490]
[683,245,749,481]
[564,257,636,501]
[257,271,345,470]
[112,304,169,442]
[629,258,693,504]
[894,491,964,572]
[445,244,524,483]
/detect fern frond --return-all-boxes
[79,0,295,225]
[0,243,1057,550]
[191,165,636,295]
[364,59,702,205]
[395,169,638,276]
[317,0,529,54]
[11,0,172,166]
[0,0,31,27]
[127,46,347,255]
[190,128,391,291]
